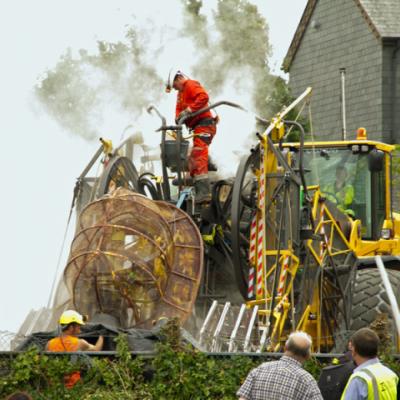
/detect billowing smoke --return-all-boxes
[35,24,163,140]
[35,0,276,173]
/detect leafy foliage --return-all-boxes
[182,0,273,116]
[1,321,399,399]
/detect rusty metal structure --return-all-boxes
[64,188,203,329]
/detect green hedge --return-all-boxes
[1,342,257,399]
[1,320,399,400]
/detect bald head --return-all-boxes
[285,331,312,361]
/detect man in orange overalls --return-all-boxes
[46,310,103,388]
[166,69,217,203]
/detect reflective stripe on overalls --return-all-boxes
[189,118,216,177]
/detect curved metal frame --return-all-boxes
[97,156,140,197]
[138,177,161,200]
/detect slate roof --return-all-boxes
[358,0,400,38]
[283,0,400,72]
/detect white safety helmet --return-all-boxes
[165,68,186,93]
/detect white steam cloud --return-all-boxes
[34,0,275,175]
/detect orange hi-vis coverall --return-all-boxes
[175,79,217,179]
[47,335,81,388]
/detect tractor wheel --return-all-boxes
[337,268,400,349]
[231,147,260,300]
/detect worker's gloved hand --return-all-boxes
[176,108,192,124]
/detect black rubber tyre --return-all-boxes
[350,268,400,330]
[231,149,259,300]
[335,268,400,350]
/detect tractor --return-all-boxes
[17,88,400,354]
[228,90,400,353]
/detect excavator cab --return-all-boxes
[297,141,388,241]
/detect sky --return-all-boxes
[0,0,308,334]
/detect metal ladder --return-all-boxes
[199,301,262,352]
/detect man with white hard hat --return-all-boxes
[166,69,218,203]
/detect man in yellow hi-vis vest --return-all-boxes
[324,165,355,216]
[341,328,398,399]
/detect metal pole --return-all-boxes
[263,87,313,138]
[228,304,246,352]
[212,302,231,352]
[390,41,400,144]
[375,256,400,339]
[199,300,218,348]
[244,306,259,352]
[78,145,104,180]
[340,68,347,140]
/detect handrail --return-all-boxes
[375,256,400,338]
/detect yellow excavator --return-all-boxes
[228,87,400,352]
[22,88,400,354]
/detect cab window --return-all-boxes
[301,147,385,239]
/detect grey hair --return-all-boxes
[286,331,312,358]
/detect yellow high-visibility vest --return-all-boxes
[323,183,354,209]
[341,362,398,400]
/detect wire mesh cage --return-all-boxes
[63,187,204,329]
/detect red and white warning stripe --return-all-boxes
[319,202,328,259]
[256,147,266,297]
[249,215,257,264]
[277,256,290,297]
[248,268,255,298]
[274,294,288,313]
[248,215,257,298]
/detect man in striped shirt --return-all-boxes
[237,331,323,400]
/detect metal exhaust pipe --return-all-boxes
[340,68,347,140]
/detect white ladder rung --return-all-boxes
[211,302,231,352]
[228,304,246,352]
[199,300,218,348]
[244,305,258,352]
